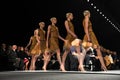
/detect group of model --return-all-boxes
[25,10,107,71]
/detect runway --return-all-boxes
[0,70,120,80]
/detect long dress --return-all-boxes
[29,36,41,55]
[49,25,59,52]
[83,20,99,46]
[64,20,76,50]
[38,28,46,53]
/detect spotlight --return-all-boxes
[104,17,107,19]
[94,6,96,9]
[100,12,102,14]
[97,9,99,12]
[91,3,93,6]
[109,20,111,23]
[87,0,90,2]
[102,14,104,17]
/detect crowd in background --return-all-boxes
[0,42,120,71]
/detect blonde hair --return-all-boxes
[83,10,90,16]
[71,39,81,46]
[66,12,72,18]
[39,22,45,25]
[50,17,57,22]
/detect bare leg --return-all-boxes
[61,50,69,71]
[42,54,51,71]
[96,47,107,71]
[25,61,29,70]
[56,49,63,70]
[78,53,86,71]
[29,55,34,70]
[29,55,39,70]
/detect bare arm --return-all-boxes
[36,36,40,44]
[83,18,90,41]
[65,20,77,38]
[57,27,66,42]
[25,37,32,48]
[46,25,51,48]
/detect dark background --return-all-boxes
[0,0,120,53]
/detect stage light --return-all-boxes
[94,6,96,9]
[87,0,90,2]
[97,9,99,12]
[86,1,120,33]
[100,12,102,14]
[109,20,111,23]
[107,19,109,21]
[91,3,93,6]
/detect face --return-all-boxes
[51,18,57,24]
[20,47,24,51]
[39,22,45,28]
[87,12,90,18]
[12,45,17,50]
[69,14,73,20]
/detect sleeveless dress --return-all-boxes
[83,20,99,46]
[49,25,59,52]
[38,28,46,53]
[29,36,41,55]
[64,20,76,50]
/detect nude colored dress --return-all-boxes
[38,28,46,53]
[49,25,59,52]
[83,20,99,46]
[29,36,41,55]
[64,20,76,50]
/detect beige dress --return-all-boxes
[38,28,46,53]
[83,20,99,46]
[49,25,59,52]
[29,36,41,55]
[64,20,76,50]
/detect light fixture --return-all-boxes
[97,9,99,12]
[94,6,96,9]
[91,3,93,6]
[87,0,90,2]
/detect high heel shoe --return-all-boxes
[42,66,47,71]
[60,65,67,72]
[78,65,86,72]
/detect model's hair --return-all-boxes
[39,22,45,25]
[66,12,72,18]
[83,10,90,16]
[50,17,56,21]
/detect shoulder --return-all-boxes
[48,25,51,29]
[65,20,68,23]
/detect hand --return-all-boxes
[95,56,99,59]
[74,35,77,38]
[64,40,68,43]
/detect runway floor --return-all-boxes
[0,70,120,80]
